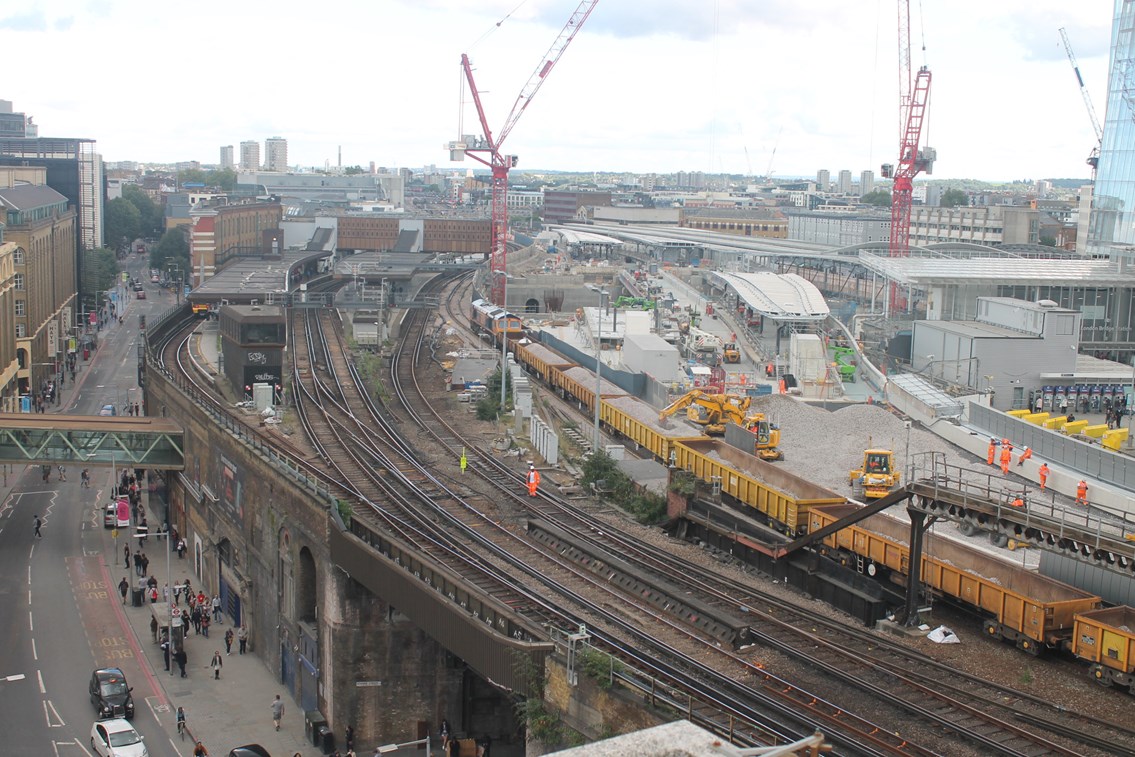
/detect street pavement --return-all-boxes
[24,277,322,757]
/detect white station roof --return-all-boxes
[556,228,624,246]
[711,271,830,321]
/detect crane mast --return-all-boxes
[449,1,599,307]
[882,0,934,269]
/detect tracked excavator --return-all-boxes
[658,390,784,460]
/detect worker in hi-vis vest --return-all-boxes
[527,463,541,497]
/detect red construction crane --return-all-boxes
[881,0,934,263]
[449,1,599,307]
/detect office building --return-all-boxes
[239,141,260,171]
[220,145,234,170]
[264,137,287,173]
[816,169,830,192]
[0,137,103,252]
[860,170,874,197]
[1087,0,1135,263]
[0,100,36,139]
[837,169,852,195]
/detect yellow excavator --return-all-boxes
[659,390,783,460]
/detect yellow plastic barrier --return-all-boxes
[1063,420,1089,436]
[1008,409,1031,419]
[1103,428,1129,451]
[1024,412,1050,425]
[1043,417,1067,431]
[1082,424,1110,439]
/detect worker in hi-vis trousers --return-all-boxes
[526,463,541,497]
[1076,479,1088,506]
[999,444,1012,475]
[1038,463,1049,490]
[987,439,997,466]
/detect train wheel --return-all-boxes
[1016,637,1041,656]
[865,561,877,577]
[1089,664,1112,687]
[957,522,978,537]
[990,532,1010,548]
[983,620,1001,640]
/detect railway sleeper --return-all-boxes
[526,519,749,647]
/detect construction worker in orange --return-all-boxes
[1016,446,1033,467]
[986,439,997,466]
[999,443,1012,475]
[526,463,540,497]
[1076,479,1088,506]
[1038,463,1049,490]
[1011,495,1025,508]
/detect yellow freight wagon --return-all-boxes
[1072,606,1135,692]
[674,439,844,535]
[810,503,1101,652]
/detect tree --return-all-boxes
[207,168,237,191]
[150,227,190,273]
[79,247,120,311]
[861,189,891,207]
[1039,235,1057,247]
[178,168,208,186]
[104,198,141,253]
[940,188,969,208]
[123,185,162,237]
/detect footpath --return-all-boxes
[36,307,321,756]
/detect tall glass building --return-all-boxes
[1088,1,1135,261]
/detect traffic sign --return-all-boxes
[111,529,118,539]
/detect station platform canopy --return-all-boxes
[857,249,1135,287]
[0,414,184,469]
[708,271,830,321]
[188,249,329,304]
[555,228,624,247]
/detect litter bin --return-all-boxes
[305,711,326,747]
[131,589,144,607]
[318,726,334,754]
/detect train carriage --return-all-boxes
[601,395,703,463]
[810,503,1102,653]
[674,439,844,535]
[555,366,628,412]
[514,340,577,382]
[470,299,523,342]
[1072,606,1135,693]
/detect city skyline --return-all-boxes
[0,0,1112,181]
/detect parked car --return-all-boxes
[90,668,135,719]
[89,717,146,757]
[228,746,271,757]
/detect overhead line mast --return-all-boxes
[448,1,599,307]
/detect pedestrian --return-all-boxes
[149,586,158,604]
[271,694,285,731]
[526,462,540,497]
[162,641,171,671]
[34,515,42,538]
[440,719,451,750]
[1077,479,1089,505]
[193,741,208,757]
[212,594,222,623]
[345,725,355,752]
[986,438,996,467]
[163,583,169,603]
[175,647,188,678]
[124,544,131,571]
[1011,495,1024,508]
[119,577,129,604]
[173,582,182,606]
[197,591,206,607]
[192,606,202,635]
[150,615,159,642]
[224,628,234,654]
[238,625,248,654]
[178,538,187,559]
[57,464,66,481]
[141,553,149,577]
[999,444,1012,475]
[133,552,141,576]
[211,650,223,680]
[201,614,210,638]
[81,468,90,488]
[1016,446,1032,467]
[1038,462,1050,491]
[1060,395,1069,412]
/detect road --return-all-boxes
[0,257,186,756]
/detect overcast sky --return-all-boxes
[0,0,1115,181]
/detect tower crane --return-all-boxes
[880,0,934,311]
[448,1,599,307]
[1059,27,1103,174]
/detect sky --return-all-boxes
[0,0,1117,182]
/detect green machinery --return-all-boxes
[614,296,655,310]
[833,346,857,382]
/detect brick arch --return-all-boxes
[297,545,317,623]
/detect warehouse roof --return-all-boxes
[857,250,1135,286]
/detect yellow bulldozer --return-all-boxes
[659,390,783,460]
[722,342,742,363]
[849,449,900,499]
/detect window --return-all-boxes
[14,300,24,316]
[12,248,24,265]
[14,273,23,290]
[15,323,26,338]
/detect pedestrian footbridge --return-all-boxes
[0,414,184,470]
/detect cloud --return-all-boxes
[0,11,47,31]
[53,16,74,31]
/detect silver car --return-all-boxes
[90,718,147,757]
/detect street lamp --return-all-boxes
[587,286,609,453]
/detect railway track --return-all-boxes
[393,276,1135,757]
